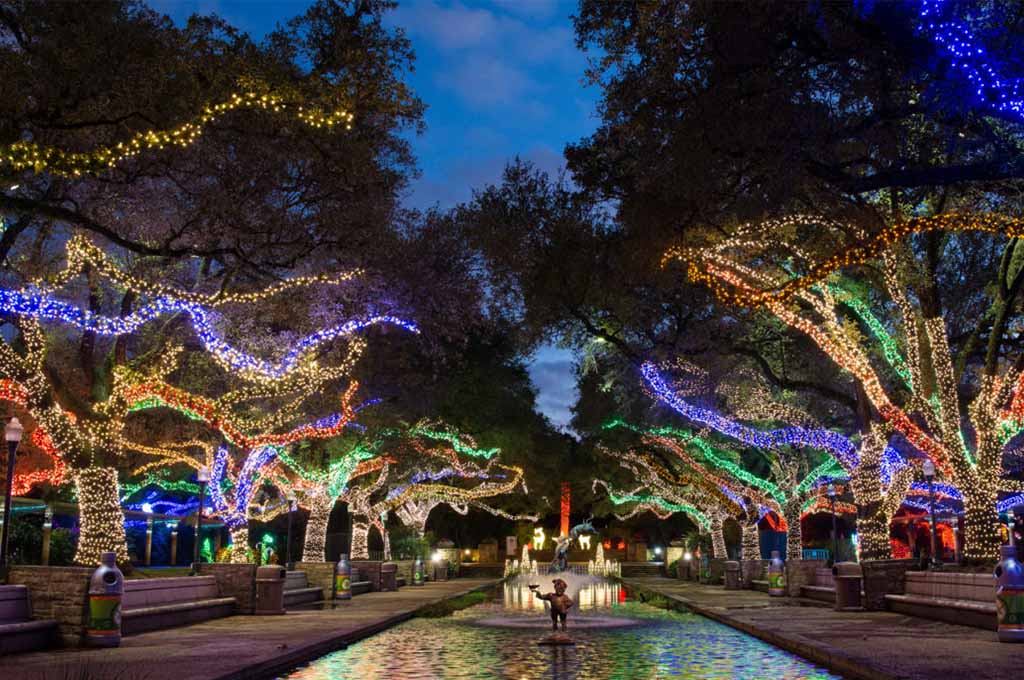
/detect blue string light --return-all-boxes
[915,0,1024,121]
[0,286,418,380]
[641,362,860,468]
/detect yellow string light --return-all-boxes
[4,88,354,177]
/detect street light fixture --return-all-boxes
[1,417,24,568]
[285,490,297,569]
[922,460,941,566]
[827,482,838,565]
[192,466,210,572]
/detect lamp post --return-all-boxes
[192,466,209,571]
[827,482,838,565]
[922,460,940,566]
[285,491,297,569]
[1,417,24,568]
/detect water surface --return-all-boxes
[282,579,842,680]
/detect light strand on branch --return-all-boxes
[0,286,417,382]
[3,87,353,177]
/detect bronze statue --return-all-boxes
[530,578,574,632]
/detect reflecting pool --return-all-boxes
[281,579,842,680]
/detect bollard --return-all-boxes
[86,552,124,647]
[413,556,425,586]
[768,550,786,597]
[335,553,352,600]
[995,545,1024,642]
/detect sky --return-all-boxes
[149,0,598,431]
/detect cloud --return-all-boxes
[392,1,500,50]
[528,347,578,431]
[434,56,535,108]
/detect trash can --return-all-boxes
[832,561,863,611]
[255,565,286,615]
[724,561,742,590]
[412,556,425,586]
[433,559,450,582]
[86,552,124,647]
[381,563,398,592]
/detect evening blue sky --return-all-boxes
[150,0,596,431]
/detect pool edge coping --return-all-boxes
[621,579,895,680]
[214,579,503,680]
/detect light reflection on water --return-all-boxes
[281,580,842,680]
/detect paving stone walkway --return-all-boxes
[0,578,498,680]
[624,577,1021,680]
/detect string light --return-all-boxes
[915,1,1024,122]
[0,379,67,494]
[667,212,1022,558]
[44,236,363,306]
[640,363,860,468]
[3,87,354,177]
[0,287,418,382]
[666,213,1024,308]
[74,468,130,565]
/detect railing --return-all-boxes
[802,548,830,561]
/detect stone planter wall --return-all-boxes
[741,559,766,588]
[861,559,917,611]
[7,565,92,646]
[198,563,256,613]
[295,561,335,598]
[785,559,825,597]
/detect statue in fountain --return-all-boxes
[530,578,574,633]
[550,519,595,573]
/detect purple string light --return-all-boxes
[0,287,418,380]
[641,362,860,468]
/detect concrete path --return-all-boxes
[0,578,498,680]
[624,577,1020,680]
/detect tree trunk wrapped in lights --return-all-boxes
[350,518,371,560]
[229,527,250,563]
[710,514,727,559]
[740,519,760,561]
[672,214,1024,560]
[301,491,335,562]
[373,516,391,561]
[74,467,130,565]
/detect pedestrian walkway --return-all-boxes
[624,577,1018,680]
[0,578,499,680]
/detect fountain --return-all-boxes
[549,519,594,573]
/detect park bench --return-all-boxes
[0,585,58,655]
[283,571,324,607]
[884,571,996,630]
[122,576,235,635]
[800,567,836,603]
